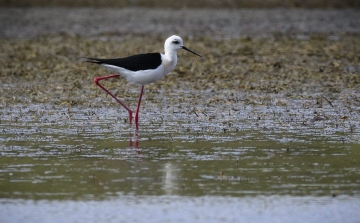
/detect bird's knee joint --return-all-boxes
[94,77,100,84]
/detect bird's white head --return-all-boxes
[164,35,201,57]
[164,35,184,53]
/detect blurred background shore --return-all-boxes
[1,7,360,39]
[1,0,359,8]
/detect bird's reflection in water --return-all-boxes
[127,129,180,194]
[162,162,180,195]
[129,129,140,154]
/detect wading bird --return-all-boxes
[83,35,201,130]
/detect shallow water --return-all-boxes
[1,88,360,216]
[2,195,360,223]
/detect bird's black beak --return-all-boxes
[182,46,202,57]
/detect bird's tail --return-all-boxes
[79,57,101,64]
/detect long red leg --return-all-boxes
[134,129,139,152]
[94,74,133,125]
[134,85,144,130]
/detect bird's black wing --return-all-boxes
[84,53,162,72]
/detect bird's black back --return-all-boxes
[85,53,162,72]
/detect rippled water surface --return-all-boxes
[1,88,360,222]
[2,196,360,223]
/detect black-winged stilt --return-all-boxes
[83,35,201,130]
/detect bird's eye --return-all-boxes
[172,40,180,44]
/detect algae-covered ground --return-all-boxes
[1,32,360,100]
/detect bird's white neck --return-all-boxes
[162,51,178,74]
